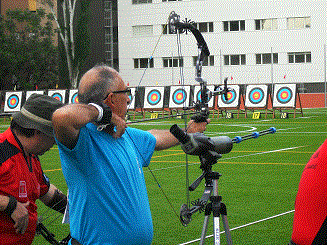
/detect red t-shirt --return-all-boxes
[0,128,50,245]
[291,138,327,245]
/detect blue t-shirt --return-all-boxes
[56,124,156,245]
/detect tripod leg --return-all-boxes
[199,203,212,245]
[199,215,210,245]
[220,203,233,245]
[213,216,221,245]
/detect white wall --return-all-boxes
[118,0,327,87]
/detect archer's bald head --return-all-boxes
[78,65,120,104]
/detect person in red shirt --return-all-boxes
[290,139,327,245]
[0,94,67,245]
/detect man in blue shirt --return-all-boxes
[52,64,209,245]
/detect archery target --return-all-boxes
[273,84,296,107]
[25,90,44,101]
[68,90,79,104]
[169,86,191,108]
[217,85,240,108]
[144,87,164,109]
[193,85,215,108]
[48,90,66,103]
[245,85,268,108]
[4,91,23,113]
[127,87,136,110]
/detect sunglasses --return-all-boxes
[103,88,132,100]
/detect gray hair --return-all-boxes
[78,64,117,104]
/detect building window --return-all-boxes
[193,22,214,33]
[288,52,311,63]
[256,53,278,64]
[287,17,311,29]
[134,58,154,68]
[162,24,177,35]
[163,57,183,67]
[224,54,246,66]
[223,20,245,32]
[132,0,152,4]
[193,56,214,66]
[255,18,277,30]
[133,25,153,37]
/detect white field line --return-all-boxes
[179,210,295,245]
[147,145,307,172]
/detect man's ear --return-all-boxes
[104,93,114,107]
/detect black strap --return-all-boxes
[312,215,327,245]
[71,238,82,245]
[288,240,298,245]
[4,195,17,217]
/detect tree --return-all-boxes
[0,8,58,90]
[38,0,90,89]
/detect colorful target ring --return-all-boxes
[172,89,187,105]
[249,88,264,104]
[7,94,20,109]
[222,89,237,104]
[71,92,79,104]
[147,89,161,106]
[51,93,63,102]
[276,87,293,104]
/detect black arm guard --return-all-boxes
[98,102,112,125]
[46,189,67,214]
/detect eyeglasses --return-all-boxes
[103,88,132,100]
[112,88,132,97]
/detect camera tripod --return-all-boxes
[180,151,233,245]
[199,171,232,245]
[170,124,276,245]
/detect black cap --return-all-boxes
[12,93,63,137]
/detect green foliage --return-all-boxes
[0,8,58,90]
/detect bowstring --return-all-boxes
[176,30,191,210]
[124,14,181,221]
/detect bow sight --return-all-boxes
[170,124,276,244]
[168,11,230,123]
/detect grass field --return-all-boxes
[1,108,326,245]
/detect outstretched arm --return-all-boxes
[149,119,210,151]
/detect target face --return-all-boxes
[172,89,187,105]
[71,93,78,103]
[245,85,268,108]
[4,91,23,112]
[52,93,63,102]
[169,86,191,108]
[249,88,264,104]
[7,94,20,109]
[143,87,164,109]
[272,84,296,108]
[193,85,215,108]
[147,89,161,106]
[222,89,237,104]
[68,90,79,104]
[217,85,240,108]
[276,87,292,104]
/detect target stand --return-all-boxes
[216,85,245,119]
[272,84,303,118]
[244,84,273,119]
